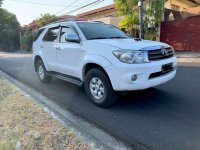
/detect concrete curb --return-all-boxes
[0,70,137,150]
[177,58,200,64]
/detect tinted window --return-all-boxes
[34,28,45,41]
[77,22,129,40]
[60,27,77,43]
[43,27,59,42]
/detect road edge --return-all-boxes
[0,70,134,150]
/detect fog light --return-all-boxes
[131,75,137,81]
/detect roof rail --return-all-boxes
[46,18,76,26]
[93,21,105,23]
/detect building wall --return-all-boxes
[80,9,122,27]
[89,16,122,27]
[84,10,115,20]
[160,16,200,51]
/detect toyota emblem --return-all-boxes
[161,48,169,56]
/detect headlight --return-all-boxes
[113,50,149,64]
[170,46,175,55]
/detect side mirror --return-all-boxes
[65,34,80,43]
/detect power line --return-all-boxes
[55,0,80,15]
[77,0,104,14]
[66,0,104,14]
[55,0,95,15]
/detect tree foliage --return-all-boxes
[144,0,165,40]
[0,0,3,7]
[114,0,165,40]
[0,8,20,51]
[37,13,57,27]
[21,30,36,51]
[115,0,139,36]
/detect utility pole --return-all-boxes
[19,29,22,50]
[138,0,144,39]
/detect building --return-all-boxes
[77,4,122,27]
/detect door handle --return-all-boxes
[56,46,61,50]
[40,45,44,48]
[56,46,62,50]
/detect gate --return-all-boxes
[160,16,200,51]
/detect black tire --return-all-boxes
[36,60,52,83]
[84,68,117,107]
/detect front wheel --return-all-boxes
[84,68,117,107]
[36,60,52,83]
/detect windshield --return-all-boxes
[77,22,129,40]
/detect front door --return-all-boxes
[57,26,82,78]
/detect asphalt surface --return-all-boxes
[0,53,200,150]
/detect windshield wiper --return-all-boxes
[89,37,109,40]
[109,36,127,39]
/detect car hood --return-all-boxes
[92,38,169,50]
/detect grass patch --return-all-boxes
[0,75,92,150]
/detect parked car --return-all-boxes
[33,20,177,107]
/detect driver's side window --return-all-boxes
[60,27,77,43]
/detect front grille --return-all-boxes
[148,47,174,61]
[149,67,175,79]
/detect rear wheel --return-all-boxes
[36,60,52,83]
[84,68,117,107]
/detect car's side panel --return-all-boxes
[81,55,112,80]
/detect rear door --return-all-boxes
[42,26,60,71]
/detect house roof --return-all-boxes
[77,4,116,17]
[58,15,86,21]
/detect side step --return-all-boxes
[48,73,83,87]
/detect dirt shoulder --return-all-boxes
[0,75,92,150]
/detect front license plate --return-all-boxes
[162,63,173,73]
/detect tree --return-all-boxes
[0,0,3,7]
[37,13,57,27]
[21,30,36,51]
[114,0,165,40]
[144,0,165,40]
[115,0,139,37]
[0,8,20,51]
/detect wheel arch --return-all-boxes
[82,55,112,81]
[82,63,114,90]
[34,55,46,72]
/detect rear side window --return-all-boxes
[34,28,45,41]
[43,27,59,42]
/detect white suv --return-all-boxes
[33,20,177,107]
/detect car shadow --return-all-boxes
[111,87,179,113]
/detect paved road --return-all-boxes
[1,53,200,150]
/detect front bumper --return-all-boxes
[105,56,177,91]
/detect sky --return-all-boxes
[2,0,114,25]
